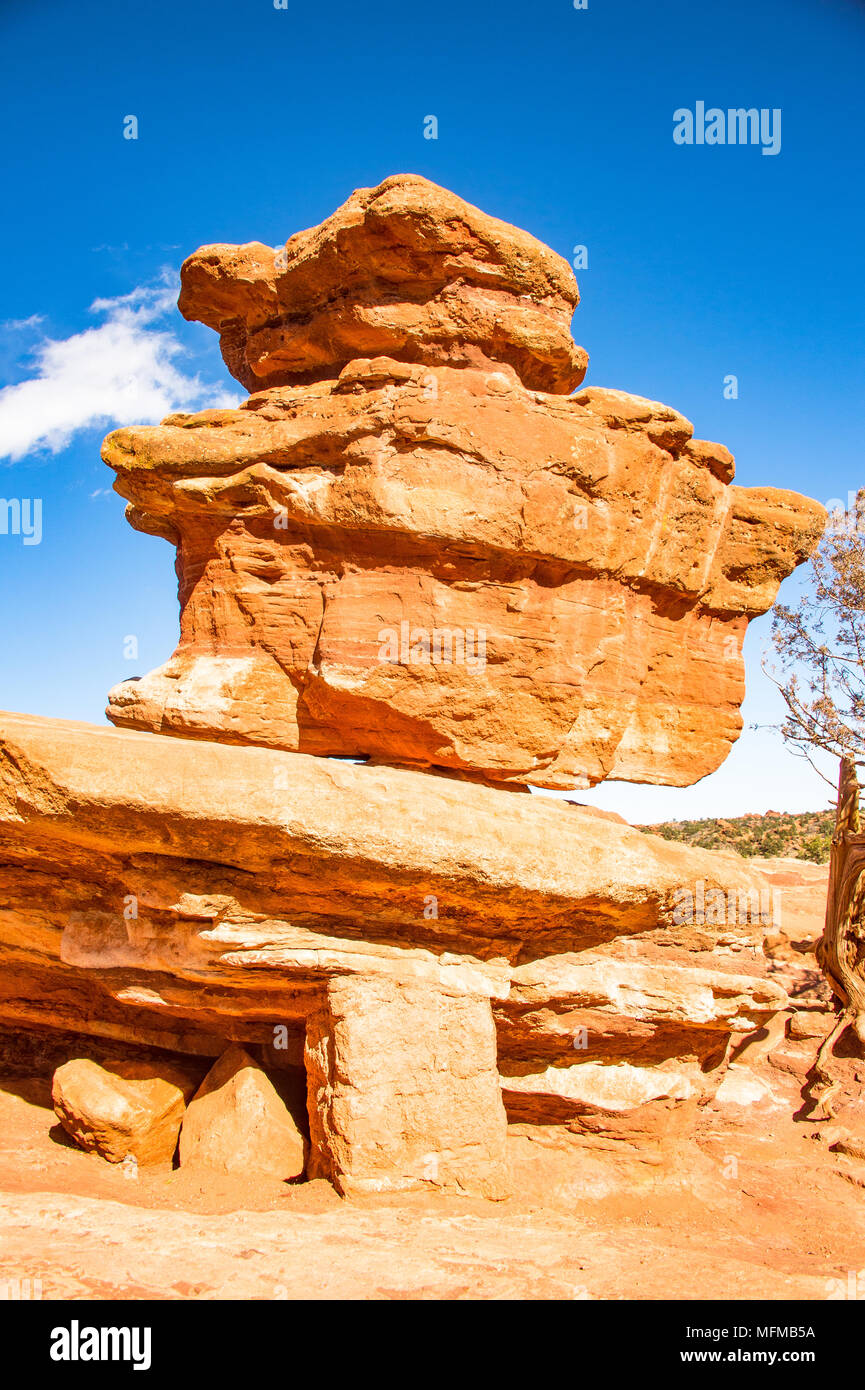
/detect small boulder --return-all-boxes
[179,1045,305,1180]
[833,1133,865,1162]
[52,1058,199,1164]
[788,1009,832,1041]
[713,1064,781,1110]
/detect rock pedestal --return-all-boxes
[305,976,509,1197]
[0,712,789,1189]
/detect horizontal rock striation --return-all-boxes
[0,713,787,1177]
[103,175,825,789]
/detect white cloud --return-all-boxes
[1,314,45,333]
[0,279,238,462]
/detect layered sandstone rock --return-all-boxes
[0,712,788,1187]
[497,943,786,1147]
[102,175,825,790]
[176,174,587,394]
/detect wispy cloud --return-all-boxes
[1,314,45,333]
[0,277,238,462]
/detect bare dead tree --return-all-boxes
[809,759,865,1118]
[766,490,865,789]
[768,494,865,1115]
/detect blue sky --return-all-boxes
[1,0,863,820]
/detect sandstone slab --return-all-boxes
[501,1059,700,1147]
[0,712,792,1178]
[179,1045,305,1180]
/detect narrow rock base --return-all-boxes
[305,976,510,1198]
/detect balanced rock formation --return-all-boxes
[0,177,828,1198]
[102,175,824,790]
[0,712,787,1191]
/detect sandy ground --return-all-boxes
[1,1070,864,1301]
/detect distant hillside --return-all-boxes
[640,808,835,864]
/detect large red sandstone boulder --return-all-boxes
[52,1057,198,1164]
[176,173,588,394]
[102,175,825,790]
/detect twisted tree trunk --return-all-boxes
[811,758,865,1118]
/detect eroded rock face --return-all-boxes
[102,175,825,791]
[496,943,787,1145]
[176,174,587,394]
[0,712,789,1186]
